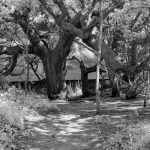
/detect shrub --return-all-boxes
[0,101,24,129]
[103,121,150,150]
[5,86,60,114]
[0,86,60,149]
[23,96,60,115]
[0,93,26,149]
[67,84,82,98]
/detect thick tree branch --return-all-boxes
[55,32,75,60]
[53,0,69,19]
[0,44,37,76]
[0,54,18,76]
[0,44,34,55]
[38,0,56,20]
[61,21,89,38]
[11,11,40,46]
[83,36,125,72]
[85,1,125,32]
[0,45,23,55]
[11,11,50,57]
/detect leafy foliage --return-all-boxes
[0,90,26,149]
[103,121,150,150]
[0,0,150,98]
[0,86,60,149]
[5,86,60,114]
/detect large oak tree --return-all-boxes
[0,0,150,99]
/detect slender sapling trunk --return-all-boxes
[96,0,103,114]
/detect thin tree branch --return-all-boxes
[129,12,142,31]
[29,62,41,80]
[74,39,96,53]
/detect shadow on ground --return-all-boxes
[15,97,150,150]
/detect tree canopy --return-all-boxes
[0,0,150,99]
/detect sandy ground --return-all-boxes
[15,96,150,150]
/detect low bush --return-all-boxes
[0,86,60,149]
[6,86,60,114]
[103,121,150,150]
[0,94,26,149]
[67,85,82,98]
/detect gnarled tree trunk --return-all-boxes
[80,62,89,97]
[41,51,65,99]
[40,33,75,100]
[111,75,120,97]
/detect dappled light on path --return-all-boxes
[18,97,150,150]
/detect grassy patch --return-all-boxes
[6,86,60,114]
[103,121,150,150]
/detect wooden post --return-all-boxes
[25,47,30,95]
[143,71,149,107]
[25,13,30,95]
[143,45,150,107]
[96,0,103,114]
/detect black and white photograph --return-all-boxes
[0,0,150,149]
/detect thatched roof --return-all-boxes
[65,48,108,80]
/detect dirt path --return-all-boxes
[19,97,150,150]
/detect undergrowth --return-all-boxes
[6,86,60,113]
[0,86,60,149]
[102,121,150,150]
